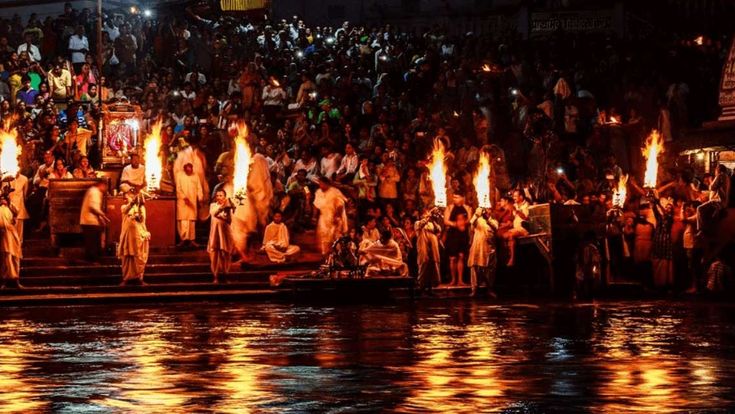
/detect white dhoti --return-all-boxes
[118,210,150,282]
[0,252,20,280]
[0,206,21,281]
[177,220,196,241]
[14,219,23,246]
[209,250,232,277]
[121,254,147,281]
[208,202,235,278]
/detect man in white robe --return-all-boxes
[261,211,300,263]
[174,145,210,221]
[208,189,234,282]
[313,177,348,255]
[175,163,204,246]
[0,196,21,288]
[361,229,408,277]
[468,208,498,297]
[118,193,150,285]
[415,207,442,293]
[248,152,274,230]
[119,153,145,193]
[9,173,29,245]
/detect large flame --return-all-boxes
[231,122,252,200]
[612,174,628,209]
[0,125,21,180]
[474,151,492,209]
[428,139,448,208]
[144,119,163,192]
[642,130,664,189]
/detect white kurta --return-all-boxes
[208,202,234,277]
[174,147,210,221]
[176,172,204,221]
[0,205,21,280]
[361,239,408,276]
[117,204,150,281]
[120,164,145,192]
[467,215,498,268]
[313,186,348,254]
[262,222,300,263]
[9,175,28,245]
[247,154,274,230]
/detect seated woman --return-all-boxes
[72,156,96,178]
[496,191,530,267]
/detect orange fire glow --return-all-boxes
[474,151,492,209]
[612,174,628,209]
[428,139,448,208]
[231,122,252,200]
[642,130,664,189]
[0,125,21,180]
[144,120,163,192]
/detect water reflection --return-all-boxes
[0,301,733,413]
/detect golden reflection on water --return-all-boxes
[0,303,732,413]
[0,325,47,414]
[99,322,188,413]
[212,322,271,414]
[394,311,519,413]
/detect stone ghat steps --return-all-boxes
[0,281,277,295]
[0,288,279,306]
[16,271,276,288]
[20,259,321,278]
[21,252,212,266]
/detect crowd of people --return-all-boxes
[0,3,732,295]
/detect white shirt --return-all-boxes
[80,186,104,226]
[262,85,286,107]
[185,72,207,85]
[17,43,41,62]
[337,153,359,176]
[9,175,29,220]
[320,153,341,179]
[68,35,89,64]
[103,23,120,41]
[120,164,145,188]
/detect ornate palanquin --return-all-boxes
[100,102,143,168]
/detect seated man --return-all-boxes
[119,153,145,193]
[697,164,730,235]
[261,211,301,263]
[360,229,408,277]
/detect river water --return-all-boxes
[0,300,733,413]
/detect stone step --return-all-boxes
[18,270,276,287]
[21,253,211,266]
[0,281,272,296]
[20,260,322,277]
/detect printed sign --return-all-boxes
[531,11,613,35]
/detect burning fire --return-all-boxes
[144,120,163,192]
[481,64,491,72]
[231,122,252,200]
[0,125,21,180]
[642,130,664,189]
[612,174,628,209]
[474,151,492,209]
[609,115,620,124]
[428,139,448,208]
